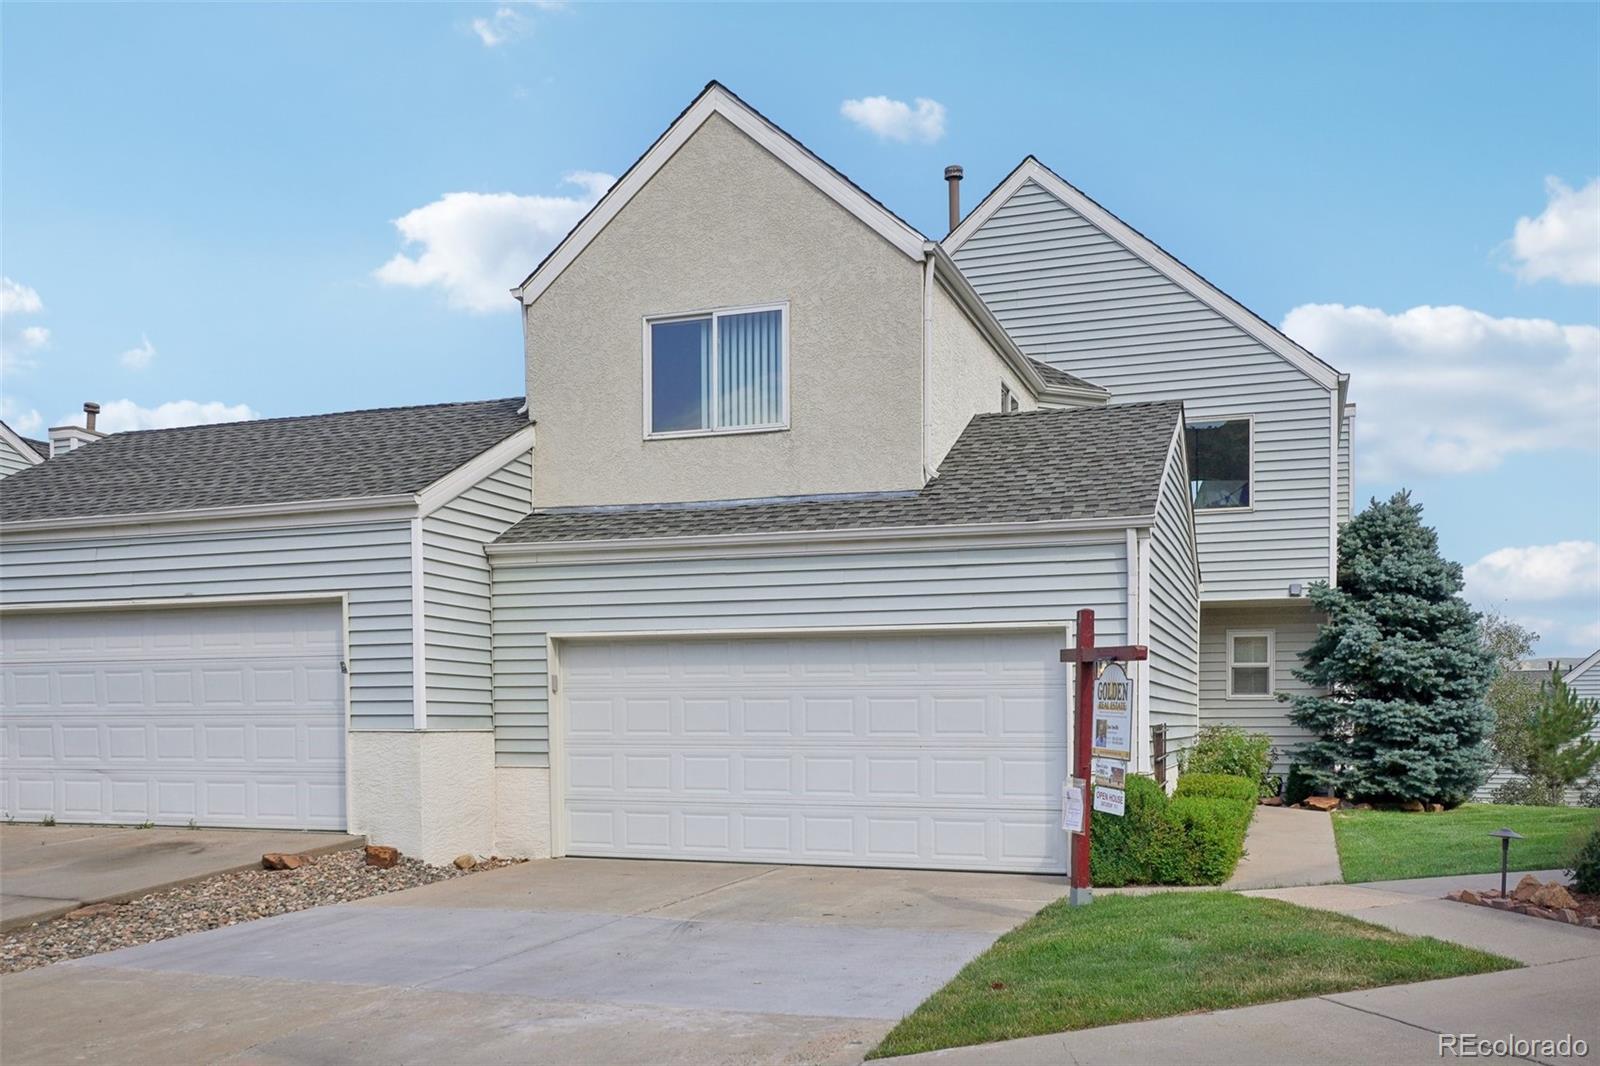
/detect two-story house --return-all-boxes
[0,82,1350,874]
[945,159,1355,769]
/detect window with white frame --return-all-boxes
[646,304,787,437]
[1227,630,1274,698]
[1186,418,1251,509]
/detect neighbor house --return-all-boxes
[0,421,48,479]
[945,158,1355,769]
[0,82,1352,870]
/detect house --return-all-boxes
[0,421,49,479]
[944,158,1354,769]
[1,81,1368,872]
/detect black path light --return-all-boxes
[1488,828,1525,898]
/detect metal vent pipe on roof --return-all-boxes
[944,165,963,233]
[83,402,100,433]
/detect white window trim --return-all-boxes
[642,301,790,440]
[1226,628,1275,699]
[1188,413,1255,514]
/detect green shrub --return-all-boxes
[1569,827,1600,894]
[1089,775,1253,887]
[1183,725,1277,797]
[1491,775,1564,807]
[1285,763,1315,806]
[1175,772,1258,805]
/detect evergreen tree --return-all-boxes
[1285,491,1496,803]
[1521,676,1600,793]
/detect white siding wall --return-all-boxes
[423,452,533,729]
[1198,601,1323,771]
[490,535,1129,768]
[953,179,1336,599]
[1147,439,1202,751]
[0,520,415,727]
[0,437,38,479]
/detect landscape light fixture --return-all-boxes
[1488,827,1525,898]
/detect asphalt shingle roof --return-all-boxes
[0,398,529,523]
[497,401,1181,545]
[1027,357,1100,393]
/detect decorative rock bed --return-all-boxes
[1447,873,1600,928]
[1,847,523,974]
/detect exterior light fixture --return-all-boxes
[1488,827,1525,898]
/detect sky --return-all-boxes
[3,2,1597,654]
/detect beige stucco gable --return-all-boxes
[523,113,926,508]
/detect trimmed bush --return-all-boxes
[1089,773,1255,887]
[1175,772,1258,805]
[1182,725,1277,797]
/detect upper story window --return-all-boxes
[1226,629,1274,698]
[1186,417,1251,510]
[646,304,788,438]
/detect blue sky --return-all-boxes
[3,2,1597,652]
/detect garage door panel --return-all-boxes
[561,631,1068,873]
[0,604,346,829]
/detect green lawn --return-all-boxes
[868,892,1513,1059]
[1332,803,1600,884]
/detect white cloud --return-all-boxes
[64,399,260,435]
[0,277,50,375]
[374,172,613,312]
[0,396,43,437]
[1,277,43,315]
[840,96,947,144]
[119,335,157,370]
[1508,177,1600,286]
[1465,541,1600,603]
[471,7,524,47]
[1281,303,1600,479]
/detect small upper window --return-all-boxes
[1227,630,1274,698]
[647,305,786,437]
[1186,418,1251,510]
[1000,383,1011,412]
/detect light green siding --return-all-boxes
[1147,437,1202,752]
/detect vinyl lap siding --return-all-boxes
[423,453,532,729]
[1338,405,1354,526]
[1146,443,1201,751]
[0,437,36,479]
[1197,602,1322,771]
[489,537,1129,768]
[0,521,415,727]
[954,180,1335,598]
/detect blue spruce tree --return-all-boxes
[1286,491,1495,803]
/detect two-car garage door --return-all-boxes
[0,603,346,829]
[560,630,1069,873]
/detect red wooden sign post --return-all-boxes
[1060,607,1148,903]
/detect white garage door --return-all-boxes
[560,630,1068,873]
[0,603,346,829]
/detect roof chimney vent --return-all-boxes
[944,165,964,234]
[48,401,107,458]
[83,401,101,433]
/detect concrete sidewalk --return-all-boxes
[0,824,363,930]
[1222,805,1343,889]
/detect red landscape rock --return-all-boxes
[261,853,308,871]
[1511,874,1543,902]
[1302,796,1340,812]
[364,845,400,869]
[1530,883,1577,910]
[64,903,123,920]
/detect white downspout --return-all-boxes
[410,514,428,729]
[922,245,936,482]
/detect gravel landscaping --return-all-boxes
[1,848,522,974]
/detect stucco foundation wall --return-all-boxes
[348,730,495,864]
[494,766,552,858]
[523,113,925,507]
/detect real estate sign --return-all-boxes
[1093,785,1126,816]
[1061,783,1085,834]
[1091,662,1133,760]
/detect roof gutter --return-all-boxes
[0,493,420,537]
[485,512,1158,560]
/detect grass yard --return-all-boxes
[1332,803,1600,884]
[868,892,1513,1059]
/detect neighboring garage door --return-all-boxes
[560,630,1068,873]
[0,602,346,829]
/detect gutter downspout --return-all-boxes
[410,513,428,729]
[922,245,936,482]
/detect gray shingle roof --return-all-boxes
[1,398,529,524]
[497,401,1181,545]
[1027,357,1100,393]
[23,437,49,459]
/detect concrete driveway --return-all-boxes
[0,824,363,931]
[0,858,1069,1065]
